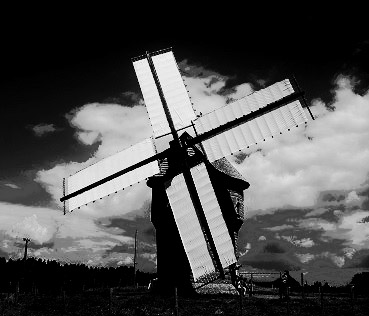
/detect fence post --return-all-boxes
[109,288,113,314]
[250,273,253,297]
[239,292,243,316]
[15,281,19,304]
[350,285,355,308]
[174,287,179,316]
[279,272,282,300]
[301,273,304,299]
[63,289,66,312]
[319,286,323,315]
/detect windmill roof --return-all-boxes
[211,158,247,182]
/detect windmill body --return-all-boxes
[148,132,249,293]
[61,48,311,293]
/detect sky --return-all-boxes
[0,6,368,285]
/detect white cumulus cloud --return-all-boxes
[35,102,153,218]
[281,235,315,248]
[346,191,360,203]
[231,76,369,213]
[7,214,52,244]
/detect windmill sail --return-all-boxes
[166,171,217,281]
[194,79,308,162]
[190,163,237,268]
[133,50,196,138]
[64,138,159,212]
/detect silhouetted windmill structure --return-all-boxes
[61,48,313,294]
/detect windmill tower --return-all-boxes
[61,48,313,294]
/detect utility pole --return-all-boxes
[22,237,31,294]
[23,237,30,261]
[133,230,138,287]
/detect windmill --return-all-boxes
[60,48,313,294]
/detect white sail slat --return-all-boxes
[166,172,216,281]
[133,58,169,137]
[65,138,159,212]
[133,51,196,138]
[152,52,196,133]
[191,163,237,268]
[194,80,308,162]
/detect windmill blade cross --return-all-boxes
[61,49,312,217]
[59,48,313,291]
[61,82,308,209]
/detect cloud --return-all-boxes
[346,191,360,203]
[35,102,153,217]
[0,202,133,265]
[68,103,152,157]
[30,123,59,136]
[230,76,369,213]
[140,252,157,266]
[117,256,133,265]
[295,252,345,267]
[264,224,294,231]
[281,236,315,248]
[343,247,356,259]
[181,61,253,116]
[305,208,329,217]
[3,183,20,189]
[6,214,53,244]
[322,252,346,268]
[298,210,369,249]
[263,242,285,253]
[76,239,120,253]
[295,253,315,264]
[239,242,251,256]
[258,236,266,241]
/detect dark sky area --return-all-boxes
[0,5,367,188]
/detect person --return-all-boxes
[229,263,246,296]
[280,270,289,300]
[238,275,247,296]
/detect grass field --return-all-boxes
[1,288,368,316]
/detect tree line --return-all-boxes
[0,257,154,294]
[0,256,367,296]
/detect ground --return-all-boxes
[1,287,368,315]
